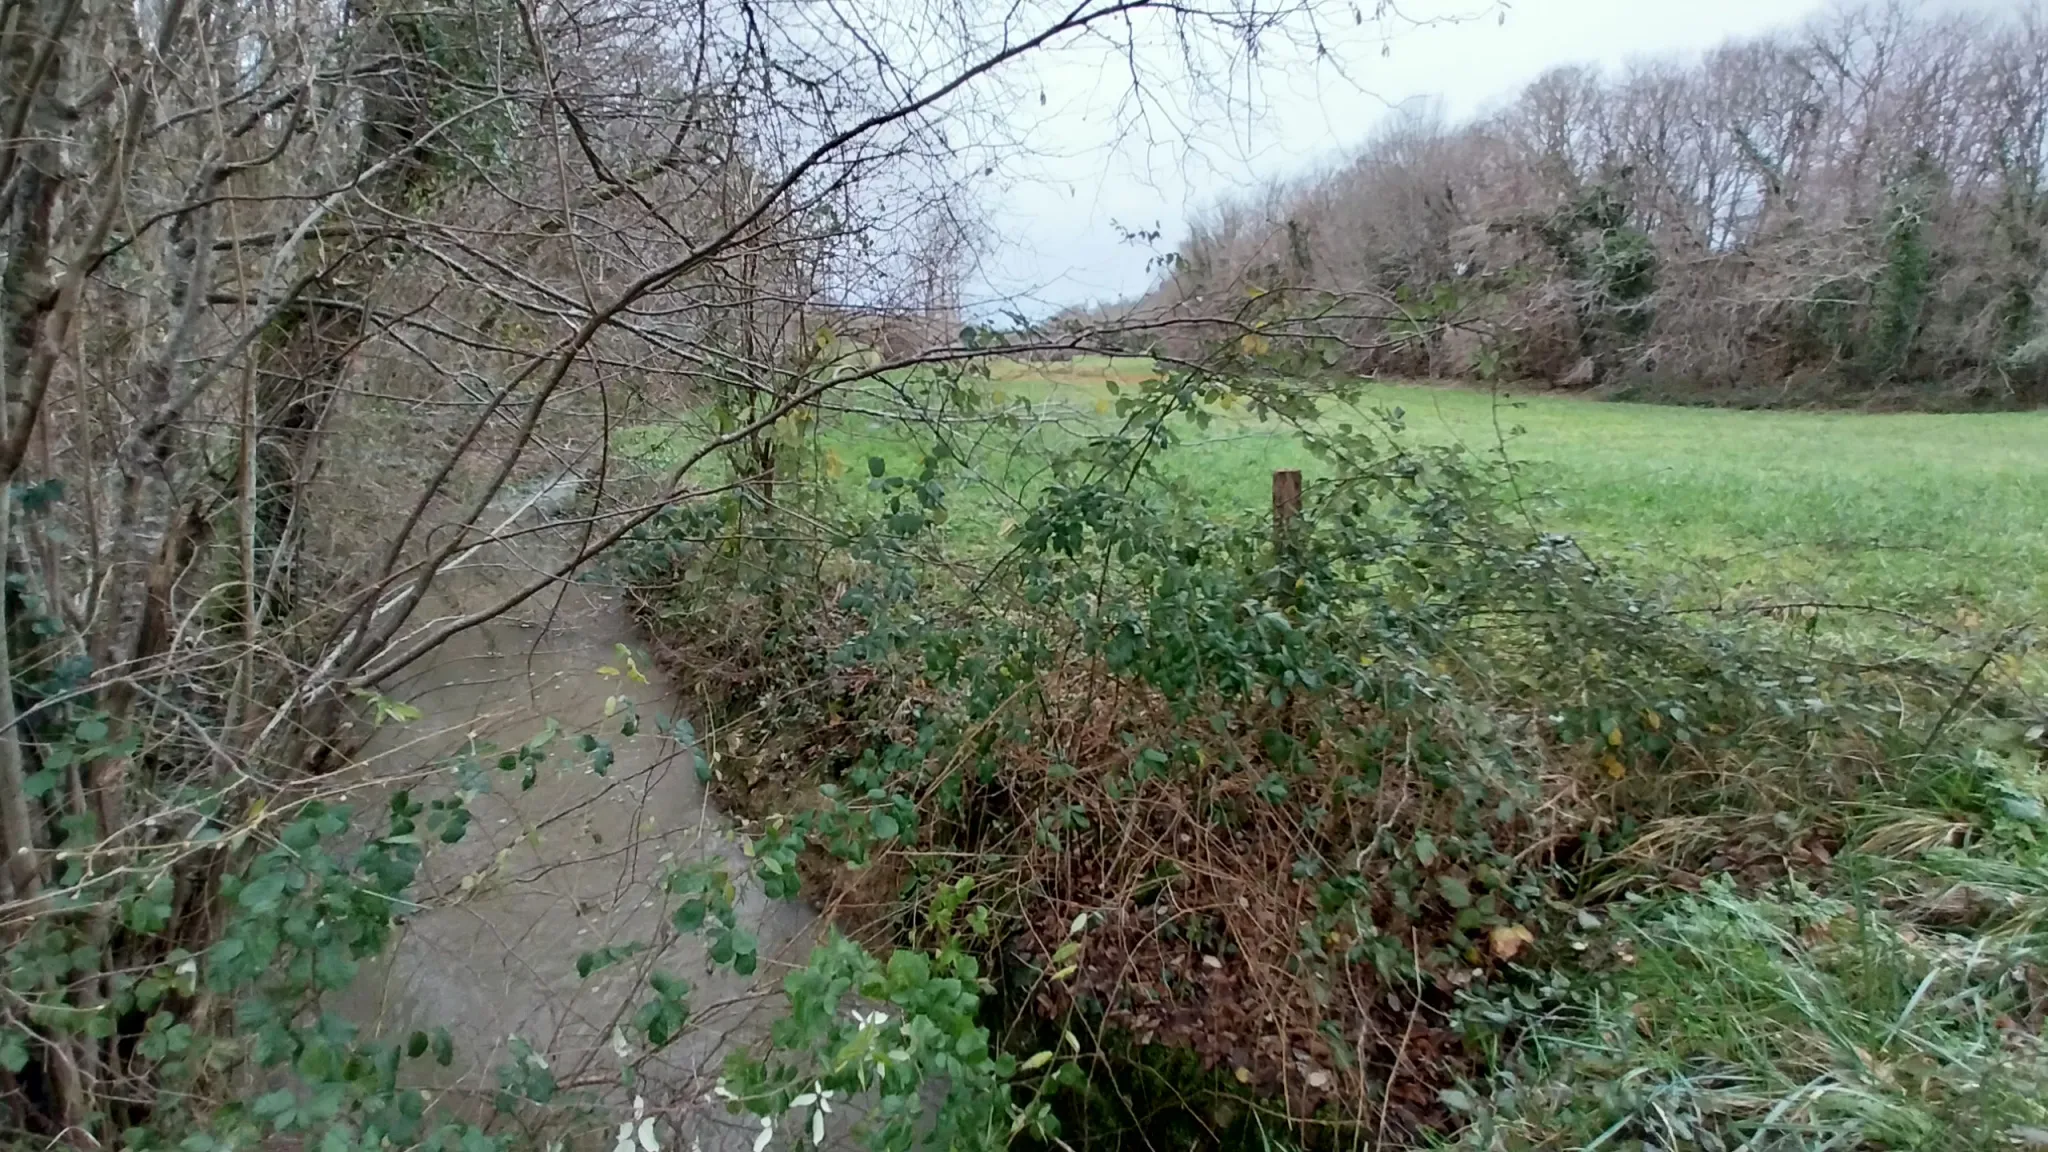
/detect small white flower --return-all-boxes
[752,1116,774,1152]
[636,1116,660,1152]
[711,1079,737,1102]
[611,1028,633,1063]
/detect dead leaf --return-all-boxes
[1489,923,1535,961]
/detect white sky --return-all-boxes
[967,0,1851,315]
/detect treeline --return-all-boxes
[1126,1,2048,407]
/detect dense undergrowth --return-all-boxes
[620,362,2048,1149]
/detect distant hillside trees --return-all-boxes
[1138,1,2048,406]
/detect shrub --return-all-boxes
[619,364,2032,1147]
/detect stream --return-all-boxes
[340,480,822,1149]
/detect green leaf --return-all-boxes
[238,870,289,913]
[1412,831,1437,867]
[575,942,646,979]
[0,1030,27,1073]
[673,899,707,932]
[869,455,887,477]
[2001,794,2046,823]
[1437,875,1473,909]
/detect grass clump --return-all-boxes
[1464,874,2048,1151]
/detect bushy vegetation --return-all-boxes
[0,653,1045,1151]
[619,354,2048,1149]
[0,0,1441,1142]
[5,0,2041,1142]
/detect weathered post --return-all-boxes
[1272,469,1302,542]
[1272,468,1305,730]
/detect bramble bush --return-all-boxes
[622,358,2045,1148]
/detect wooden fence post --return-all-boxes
[1272,469,1302,542]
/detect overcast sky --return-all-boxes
[966,0,1859,316]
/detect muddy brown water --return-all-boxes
[339,484,825,1149]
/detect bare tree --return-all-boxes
[1148,0,2048,404]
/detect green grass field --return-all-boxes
[798,357,2048,638]
[621,353,2047,680]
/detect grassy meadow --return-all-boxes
[806,356,2048,636]
[621,353,2048,673]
